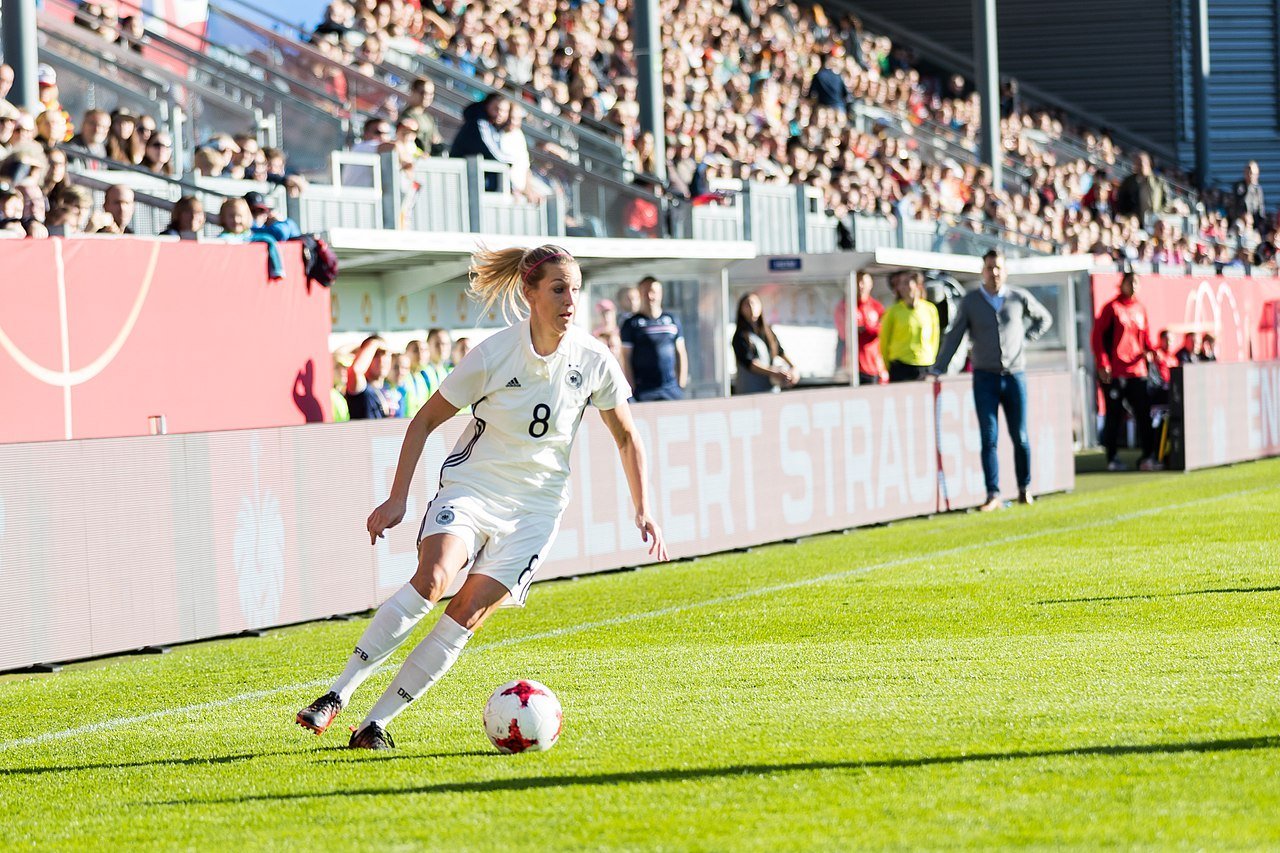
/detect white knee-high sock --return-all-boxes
[329,583,432,705]
[361,614,473,728]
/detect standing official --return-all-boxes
[933,250,1053,511]
[880,271,940,382]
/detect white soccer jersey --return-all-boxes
[434,319,631,516]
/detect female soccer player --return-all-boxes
[297,244,669,749]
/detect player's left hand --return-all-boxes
[636,513,669,562]
[367,496,407,545]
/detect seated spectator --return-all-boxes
[344,335,397,420]
[595,328,624,363]
[451,337,471,365]
[69,108,110,162]
[45,205,81,236]
[342,117,394,187]
[1200,334,1218,362]
[592,298,618,337]
[1153,330,1180,389]
[392,116,425,189]
[4,143,50,224]
[400,339,431,417]
[35,109,69,147]
[245,191,301,241]
[499,102,541,201]
[231,134,264,176]
[384,350,410,418]
[330,352,352,423]
[106,109,143,165]
[0,188,27,237]
[193,135,240,176]
[160,195,205,239]
[0,99,19,156]
[422,327,453,394]
[42,145,71,200]
[449,93,511,164]
[401,77,445,156]
[94,184,135,234]
[1176,332,1200,364]
[135,114,157,150]
[217,197,284,279]
[35,66,71,142]
[615,284,641,323]
[141,131,175,175]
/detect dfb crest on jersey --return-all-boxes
[566,369,584,389]
[436,508,455,525]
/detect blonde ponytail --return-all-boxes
[468,244,575,323]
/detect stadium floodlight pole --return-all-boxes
[972,0,1002,190]
[1190,0,1211,189]
[1,0,40,112]
[633,0,667,183]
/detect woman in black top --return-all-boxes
[732,292,798,394]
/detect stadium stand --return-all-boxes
[1,0,1277,267]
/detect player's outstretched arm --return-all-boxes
[599,402,669,561]
[367,391,460,544]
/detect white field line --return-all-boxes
[1,483,1273,753]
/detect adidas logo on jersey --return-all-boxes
[506,377,521,388]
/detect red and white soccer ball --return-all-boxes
[483,679,563,754]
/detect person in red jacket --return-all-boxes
[1092,271,1160,471]
[835,271,888,384]
[854,271,888,385]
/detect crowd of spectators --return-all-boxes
[295,0,1278,266]
[5,0,1280,269]
[332,329,471,422]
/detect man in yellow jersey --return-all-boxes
[879,270,940,382]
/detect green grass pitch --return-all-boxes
[2,458,1279,849]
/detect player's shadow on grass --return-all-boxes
[153,734,1280,806]
[0,745,486,777]
[1035,584,1280,605]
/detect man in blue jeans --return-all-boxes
[932,250,1053,511]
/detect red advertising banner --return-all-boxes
[1180,361,1280,470]
[0,374,1074,671]
[1091,273,1280,362]
[0,238,331,444]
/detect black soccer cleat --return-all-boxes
[295,691,344,735]
[348,722,396,750]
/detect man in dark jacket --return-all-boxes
[807,53,849,113]
[1113,153,1166,223]
[1229,161,1266,232]
[449,94,510,163]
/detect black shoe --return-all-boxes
[348,722,395,750]
[295,691,343,735]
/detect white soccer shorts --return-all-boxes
[417,484,562,606]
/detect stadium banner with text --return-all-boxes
[0,373,1073,671]
[1090,273,1280,362]
[1179,361,1280,470]
[0,238,331,445]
